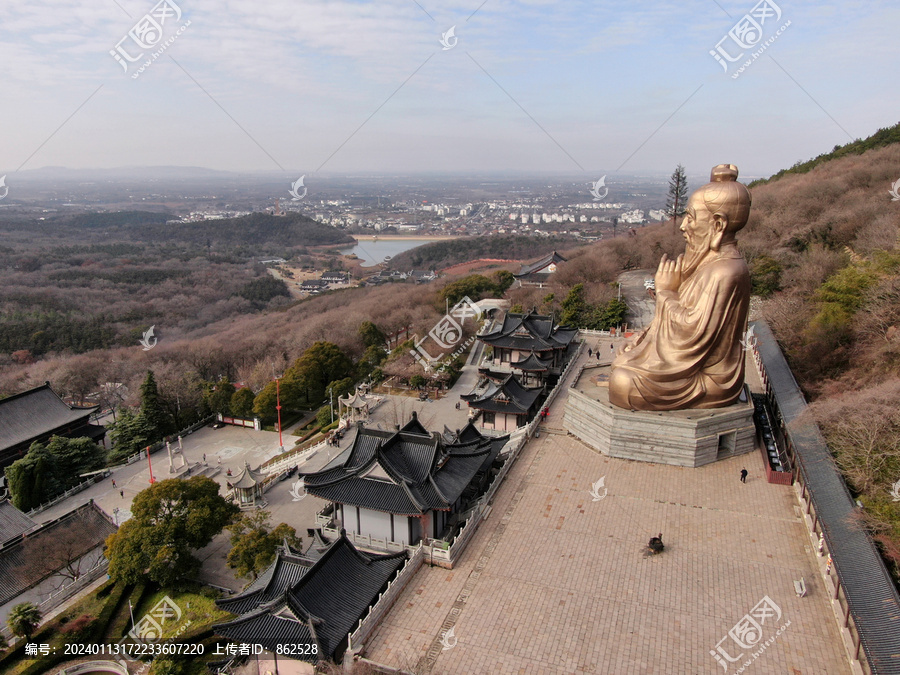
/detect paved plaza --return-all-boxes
[362,337,851,674]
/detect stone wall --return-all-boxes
[564,387,755,467]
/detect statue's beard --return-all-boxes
[681,236,711,279]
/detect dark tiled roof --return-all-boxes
[305,477,422,515]
[479,309,577,352]
[217,548,315,615]
[0,383,98,454]
[460,380,501,403]
[446,421,493,445]
[512,351,552,371]
[477,367,514,381]
[0,498,36,546]
[464,374,544,415]
[228,462,266,489]
[514,251,566,277]
[301,279,329,288]
[753,320,900,673]
[0,500,116,607]
[300,414,506,515]
[215,534,407,662]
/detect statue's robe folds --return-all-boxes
[609,250,750,411]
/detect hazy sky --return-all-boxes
[2,0,898,179]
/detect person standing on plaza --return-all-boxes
[740,468,748,483]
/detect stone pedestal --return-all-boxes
[563,367,755,467]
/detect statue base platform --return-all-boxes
[563,366,756,467]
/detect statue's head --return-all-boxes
[698,164,751,235]
[681,164,751,268]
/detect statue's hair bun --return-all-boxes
[710,164,739,182]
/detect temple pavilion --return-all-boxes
[478,309,578,375]
[461,373,545,432]
[228,462,267,509]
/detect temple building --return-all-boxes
[513,250,566,287]
[214,533,407,669]
[480,350,554,387]
[301,414,508,546]
[0,500,116,628]
[461,374,545,431]
[478,309,578,375]
[0,497,36,546]
[0,383,106,476]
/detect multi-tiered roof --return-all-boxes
[299,414,507,516]
[479,309,577,356]
[460,374,545,418]
[214,534,407,663]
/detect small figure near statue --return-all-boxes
[647,533,665,556]
[609,164,752,411]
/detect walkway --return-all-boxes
[618,269,656,329]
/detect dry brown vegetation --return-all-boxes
[1,131,898,583]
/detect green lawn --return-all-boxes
[132,587,233,639]
[1,582,235,675]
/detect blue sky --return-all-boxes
[1,0,898,178]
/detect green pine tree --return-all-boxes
[140,370,174,439]
[665,164,689,228]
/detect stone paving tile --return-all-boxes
[364,339,849,675]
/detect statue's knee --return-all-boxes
[608,368,635,408]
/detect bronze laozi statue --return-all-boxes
[609,164,752,411]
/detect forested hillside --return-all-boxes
[0,210,354,357]
[743,129,900,581]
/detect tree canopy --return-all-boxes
[558,284,627,330]
[439,274,500,306]
[281,341,354,407]
[358,320,387,349]
[108,408,154,463]
[7,602,42,640]
[105,476,239,586]
[7,436,105,511]
[205,377,236,416]
[665,164,688,221]
[226,510,302,580]
[230,387,256,418]
[140,370,174,438]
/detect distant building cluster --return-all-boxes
[246,184,669,238]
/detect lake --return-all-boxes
[340,238,444,267]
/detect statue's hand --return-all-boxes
[655,253,682,292]
[620,328,647,354]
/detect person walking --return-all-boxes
[111,478,116,488]
[119,489,125,498]
[740,468,748,483]
[588,348,592,358]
